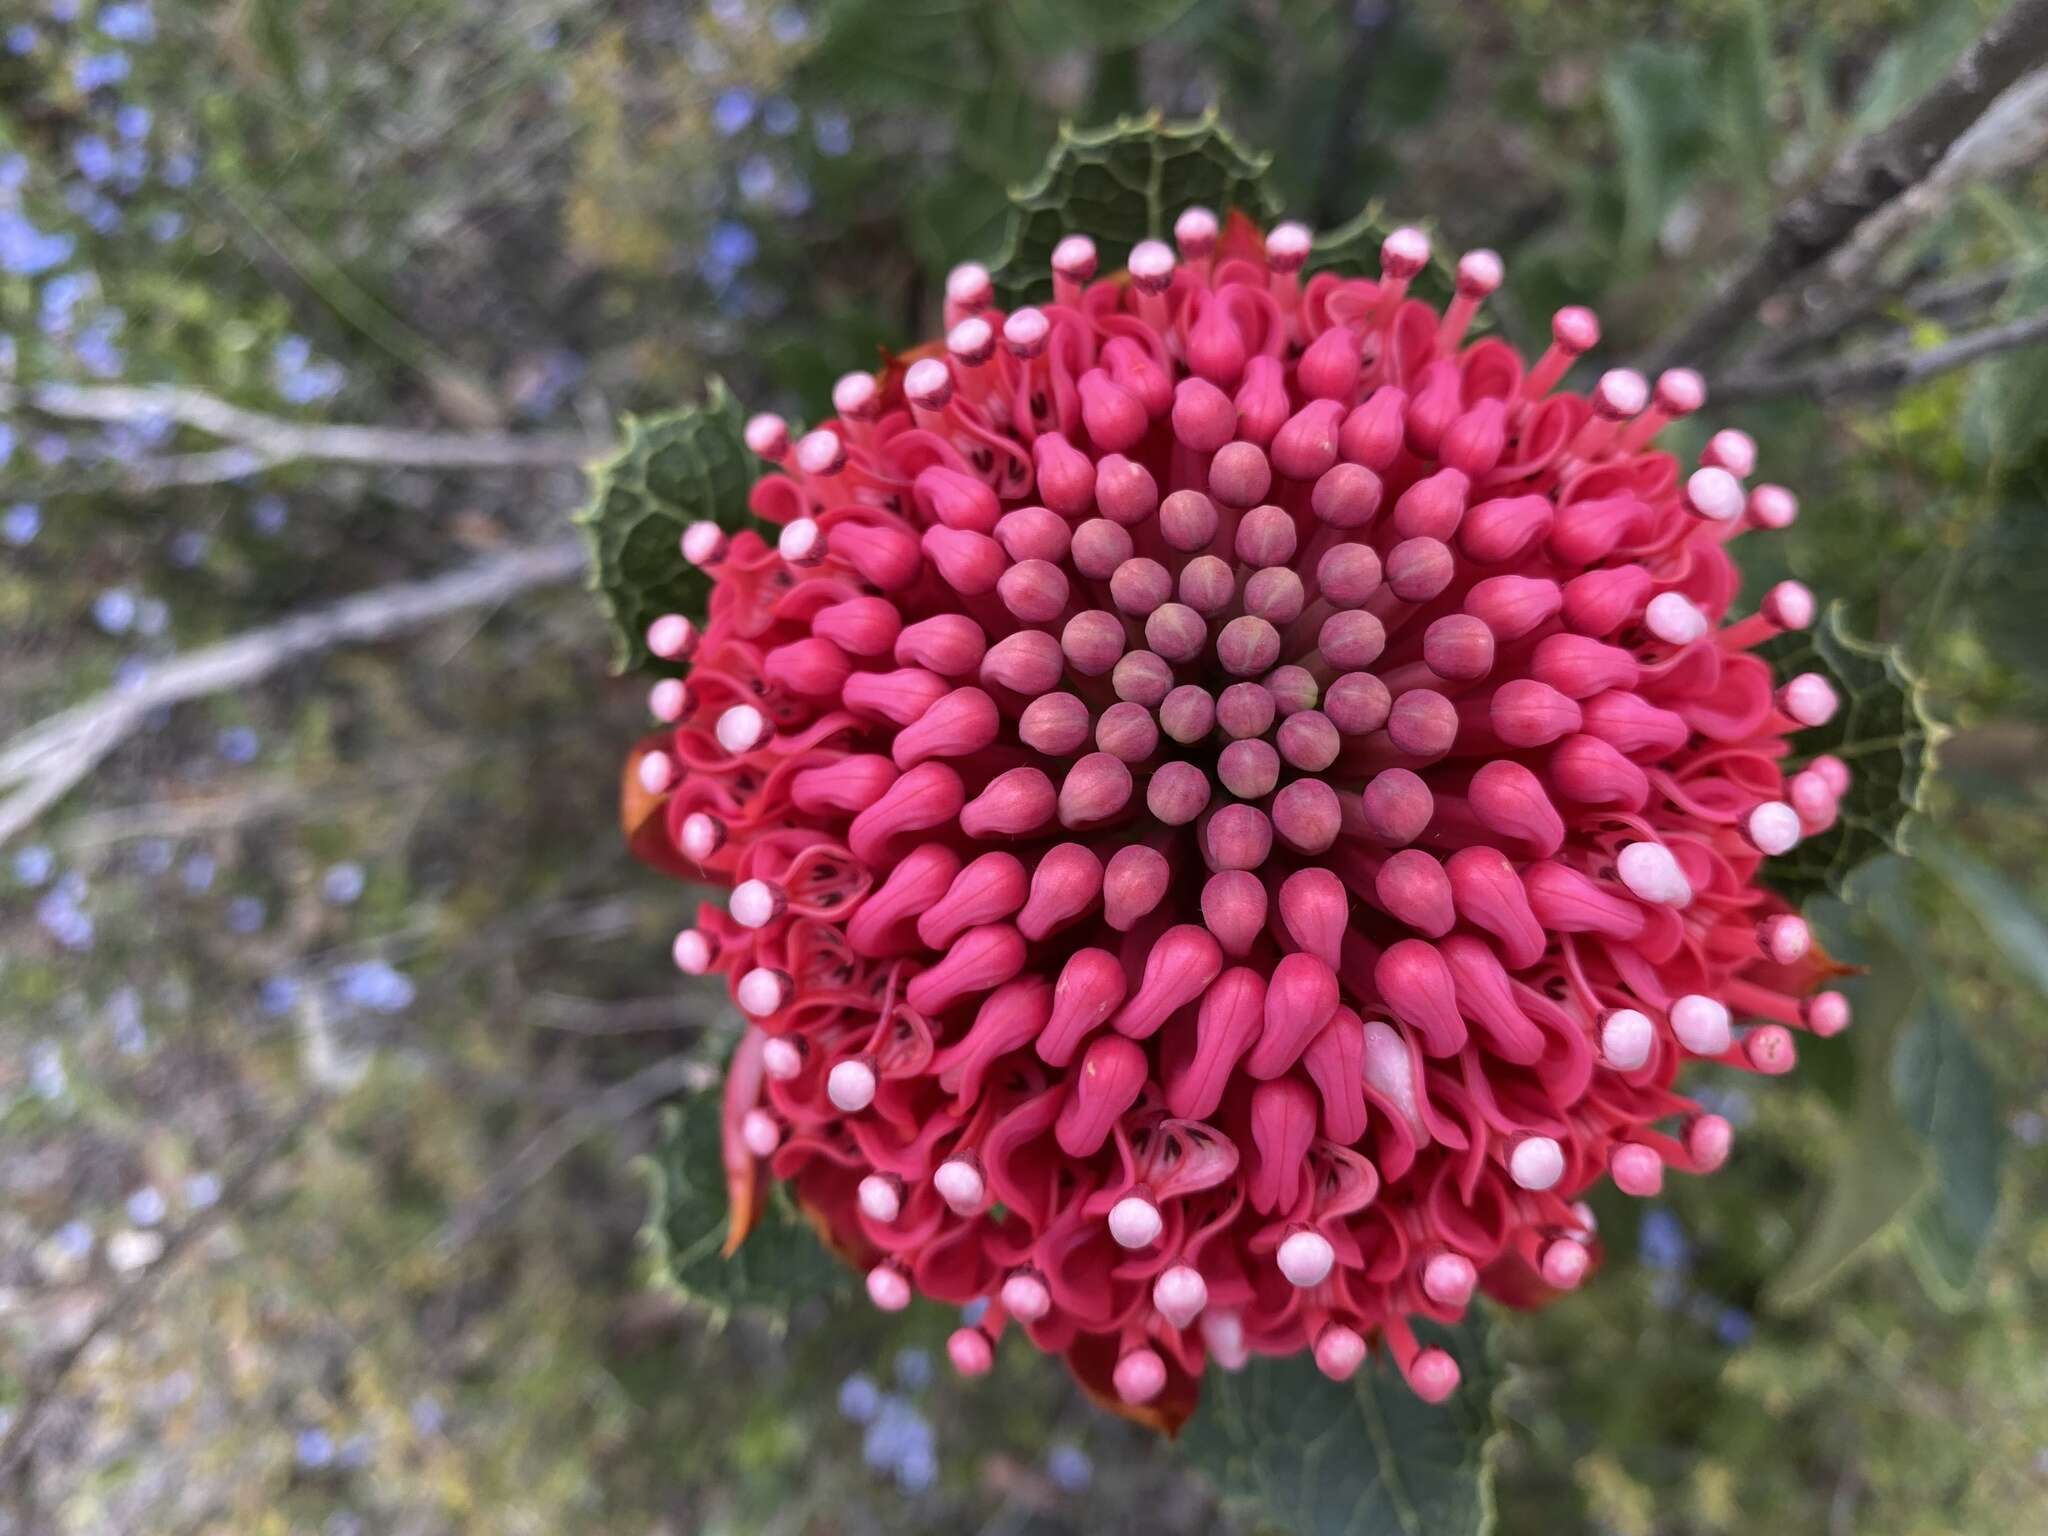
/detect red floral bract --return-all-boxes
[624,210,1852,1432]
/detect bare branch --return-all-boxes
[1711,307,2048,404]
[0,1093,328,1479]
[433,1054,715,1253]
[1750,69,2048,365]
[0,536,587,846]
[1644,0,2048,373]
[0,379,607,491]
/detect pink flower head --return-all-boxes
[624,213,1847,1432]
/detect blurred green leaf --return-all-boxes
[1601,43,1710,267]
[1003,0,1204,51]
[1892,997,2007,1302]
[1705,0,1774,220]
[990,111,1284,303]
[635,1090,852,1322]
[1961,266,2048,468]
[1915,834,2048,1002]
[1766,945,1928,1313]
[1757,603,1940,903]
[1182,1316,1500,1536]
[575,381,762,674]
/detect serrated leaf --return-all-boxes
[989,111,1284,304]
[635,1092,851,1322]
[1891,997,2007,1303]
[574,379,762,673]
[1181,1316,1501,1536]
[1756,601,1940,903]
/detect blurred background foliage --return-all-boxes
[2,0,2045,1532]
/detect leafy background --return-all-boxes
[3,1,2046,1533]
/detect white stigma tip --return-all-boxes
[636,751,674,795]
[1001,1271,1052,1321]
[1174,206,1219,248]
[1422,1252,1478,1306]
[1128,239,1176,289]
[743,412,789,460]
[646,613,695,659]
[1763,580,1816,630]
[904,357,952,408]
[826,1058,877,1113]
[648,678,688,722]
[1277,1229,1335,1288]
[857,1174,901,1223]
[831,371,879,418]
[679,812,724,862]
[1601,1008,1655,1071]
[740,1108,780,1158]
[736,966,791,1017]
[946,316,993,362]
[1108,1195,1163,1249]
[1685,466,1745,522]
[866,1265,911,1311]
[1381,226,1430,276]
[1456,248,1505,294]
[1645,591,1709,646]
[1670,994,1732,1055]
[1617,841,1693,908]
[1780,672,1838,727]
[681,520,728,566]
[1509,1135,1565,1191]
[933,1157,985,1213]
[1595,369,1649,417]
[671,928,712,974]
[1051,234,1097,279]
[1202,1308,1250,1371]
[777,516,824,566]
[760,1036,804,1080]
[945,261,992,305]
[792,428,846,476]
[1265,221,1312,269]
[1152,1264,1208,1328]
[729,878,782,929]
[1747,801,1802,855]
[715,703,769,755]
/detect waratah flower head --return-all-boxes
[624,212,1850,1431]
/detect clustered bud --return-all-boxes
[623,212,1848,1428]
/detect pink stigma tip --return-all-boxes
[948,1327,994,1377]
[740,1109,780,1158]
[1002,1271,1052,1321]
[737,967,792,1017]
[1381,226,1430,279]
[1114,1348,1167,1404]
[671,928,713,974]
[857,1174,902,1222]
[1153,1265,1209,1328]
[1601,1008,1655,1071]
[1806,990,1853,1037]
[761,1036,804,1080]
[1617,841,1693,908]
[1684,466,1745,522]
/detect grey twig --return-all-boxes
[0,1093,328,1480]
[1750,69,2048,365]
[1711,307,2048,404]
[0,536,588,846]
[1644,0,2048,372]
[0,379,605,491]
[433,1054,715,1254]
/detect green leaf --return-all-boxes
[1765,934,1929,1312]
[1182,1316,1501,1536]
[989,111,1284,304]
[1600,42,1711,268]
[1891,998,2007,1303]
[634,1090,851,1323]
[574,379,762,673]
[1756,601,1941,904]
[1915,833,2048,1003]
[1002,0,1205,52]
